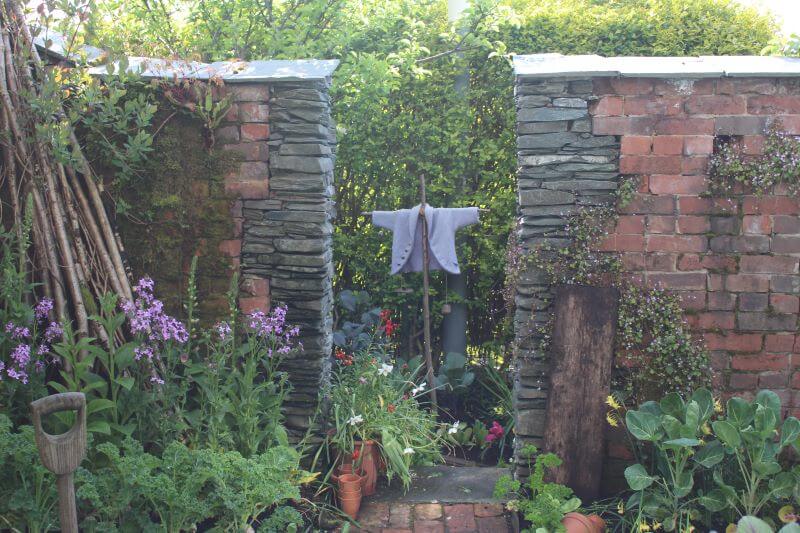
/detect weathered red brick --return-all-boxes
[740,292,769,311]
[731,353,788,371]
[679,291,707,310]
[238,295,269,314]
[621,156,683,175]
[473,504,504,518]
[610,78,654,95]
[594,116,657,135]
[765,334,796,353]
[655,118,715,135]
[759,371,789,389]
[708,291,736,310]
[742,215,772,235]
[725,274,770,292]
[621,136,652,155]
[649,175,707,195]
[412,520,444,533]
[774,215,800,234]
[748,95,800,114]
[684,135,714,155]
[648,272,707,290]
[225,179,270,199]
[729,372,758,390]
[743,196,800,215]
[414,505,442,521]
[218,239,241,257]
[238,102,269,122]
[778,114,800,134]
[598,234,646,252]
[648,234,707,253]
[646,215,676,233]
[772,236,800,253]
[443,504,477,532]
[616,215,646,233]
[619,194,675,215]
[678,253,702,271]
[476,517,509,533]
[695,311,735,330]
[732,79,779,95]
[687,95,747,115]
[624,96,682,116]
[677,215,710,234]
[651,135,683,155]
[770,294,800,314]
[240,123,270,141]
[742,135,765,155]
[739,255,797,274]
[591,95,624,116]
[701,254,737,272]
[706,332,763,352]
[678,196,737,215]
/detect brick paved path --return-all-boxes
[346,501,512,533]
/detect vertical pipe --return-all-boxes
[419,175,437,410]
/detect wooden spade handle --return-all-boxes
[30,392,87,533]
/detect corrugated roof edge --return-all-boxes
[513,54,800,79]
[33,31,339,82]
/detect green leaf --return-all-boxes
[780,417,800,448]
[624,463,655,490]
[737,516,773,533]
[663,438,701,448]
[87,420,111,434]
[699,489,728,512]
[691,388,714,422]
[727,397,754,428]
[693,440,724,468]
[87,398,115,415]
[755,404,778,435]
[755,389,782,421]
[114,376,135,391]
[768,472,795,498]
[626,410,664,442]
[779,523,800,533]
[659,392,684,419]
[753,460,781,476]
[712,420,741,448]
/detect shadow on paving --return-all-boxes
[370,465,509,504]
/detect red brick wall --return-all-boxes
[590,77,800,416]
[217,83,272,313]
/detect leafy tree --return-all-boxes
[77,0,775,360]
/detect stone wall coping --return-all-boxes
[513,53,800,79]
[34,31,339,81]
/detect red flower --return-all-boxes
[352,449,360,461]
[485,421,505,443]
[383,319,397,337]
[387,404,396,413]
[380,309,391,322]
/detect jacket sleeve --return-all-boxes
[451,207,480,230]
[372,211,398,230]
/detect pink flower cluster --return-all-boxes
[484,421,505,443]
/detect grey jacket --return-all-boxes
[372,204,479,275]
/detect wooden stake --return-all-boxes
[419,175,437,411]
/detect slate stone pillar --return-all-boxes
[512,76,620,472]
[241,78,337,440]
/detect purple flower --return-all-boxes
[7,367,27,383]
[45,322,63,342]
[215,321,232,340]
[134,345,155,361]
[36,344,50,356]
[4,322,13,333]
[11,344,31,366]
[11,326,30,340]
[150,374,164,385]
[35,298,53,320]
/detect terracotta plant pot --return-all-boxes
[353,440,379,496]
[339,488,362,520]
[337,473,364,494]
[562,512,604,533]
[331,464,366,487]
[588,514,605,531]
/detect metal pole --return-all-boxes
[419,175,437,410]
[442,0,470,361]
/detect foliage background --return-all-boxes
[76,0,775,360]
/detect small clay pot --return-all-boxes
[337,473,364,494]
[353,440,379,496]
[331,464,365,486]
[588,514,605,531]
[562,512,603,533]
[339,489,362,520]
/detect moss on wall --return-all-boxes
[116,110,240,322]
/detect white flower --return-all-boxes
[403,447,414,455]
[347,415,363,426]
[411,382,426,395]
[377,363,394,376]
[448,421,460,435]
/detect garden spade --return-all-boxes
[30,392,87,533]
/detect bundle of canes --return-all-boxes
[0,0,133,350]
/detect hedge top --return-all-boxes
[33,30,339,82]
[513,54,800,80]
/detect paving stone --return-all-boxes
[477,516,510,532]
[413,504,442,520]
[443,504,477,532]
[358,502,390,529]
[412,521,445,533]
[389,504,412,528]
[473,503,505,517]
